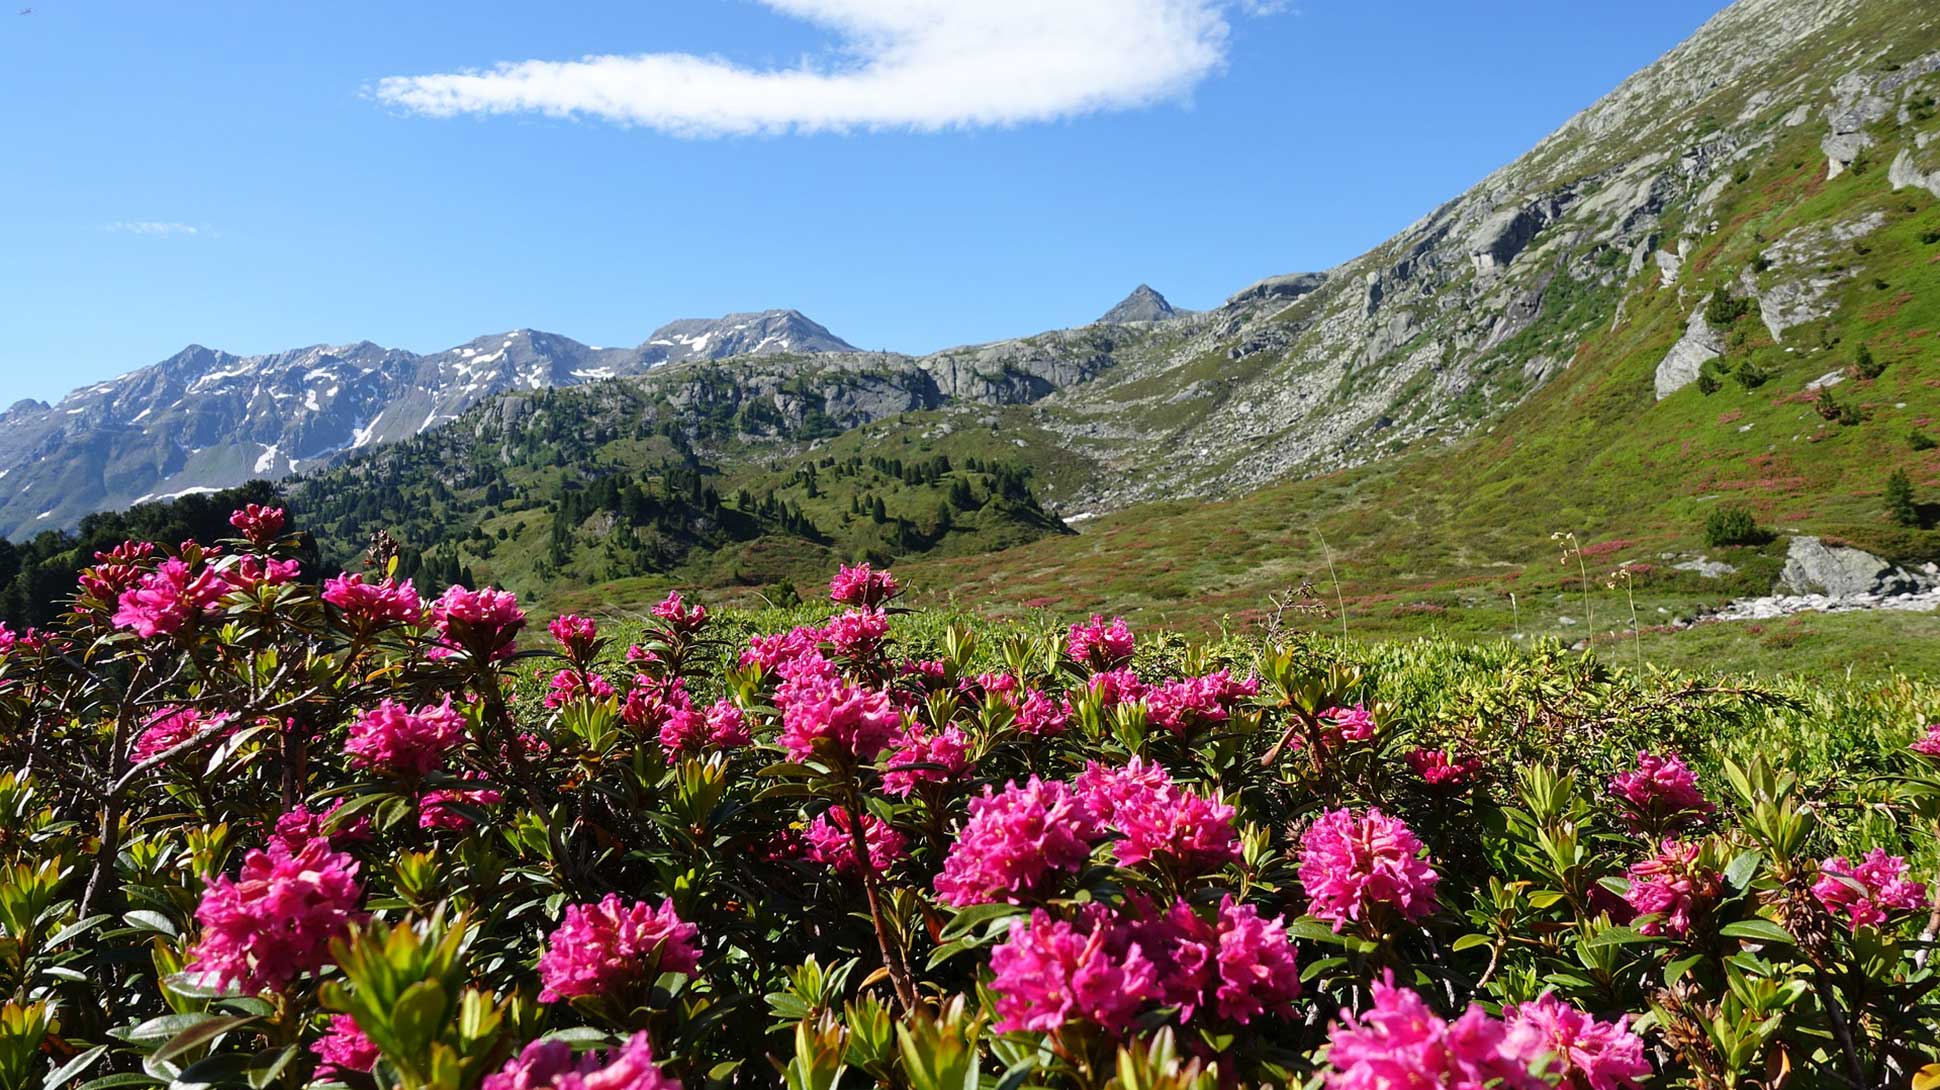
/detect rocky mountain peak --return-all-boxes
[1097,285,1180,324]
[639,309,856,363]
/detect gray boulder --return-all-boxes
[1777,535,1933,598]
[1654,304,1725,399]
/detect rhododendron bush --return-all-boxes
[0,518,1938,1089]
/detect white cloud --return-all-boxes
[104,221,200,238]
[373,1,1272,136]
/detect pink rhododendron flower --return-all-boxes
[1320,704,1377,746]
[430,585,526,660]
[130,705,234,763]
[655,706,709,758]
[544,668,614,709]
[1134,896,1302,1025]
[483,1032,680,1090]
[1144,670,1257,733]
[548,613,598,658]
[113,557,227,637]
[1325,975,1545,1090]
[824,608,890,660]
[1608,752,1714,831]
[651,591,708,633]
[322,573,422,627]
[1622,839,1716,938]
[1298,807,1440,930]
[988,905,1159,1034]
[739,626,823,673]
[775,678,902,765]
[272,801,370,851]
[228,504,286,545]
[1503,992,1651,1090]
[186,838,365,994]
[1407,747,1484,787]
[1813,849,1928,931]
[222,555,302,593]
[311,1014,379,1081]
[1913,723,1940,759]
[829,563,900,607]
[1086,668,1148,708]
[703,700,752,748]
[79,540,157,602]
[1066,615,1135,668]
[804,806,909,873]
[934,777,1100,906]
[536,894,700,1003]
[1014,690,1071,736]
[344,698,467,777]
[1076,759,1239,875]
[420,776,503,831]
[882,724,971,796]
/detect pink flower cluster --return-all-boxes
[989,895,1302,1034]
[1326,976,1647,1090]
[775,673,902,765]
[548,613,598,658]
[430,584,526,660]
[1406,747,1484,787]
[1608,751,1714,831]
[223,555,302,593]
[544,668,615,709]
[1075,758,1240,875]
[130,705,234,763]
[78,540,155,603]
[882,724,972,796]
[1813,849,1928,931]
[344,698,467,777]
[1319,704,1377,747]
[322,573,423,627]
[1913,722,1940,759]
[483,1032,680,1090]
[187,838,365,994]
[651,591,707,633]
[1143,669,1258,733]
[934,777,1099,906]
[1065,615,1134,668]
[804,806,909,873]
[536,894,701,1003]
[1298,807,1440,931]
[824,608,890,660]
[829,563,900,607]
[310,1015,379,1081]
[1013,690,1071,736]
[988,905,1157,1034]
[1623,839,1715,937]
[227,504,286,545]
[113,557,228,637]
[419,776,503,831]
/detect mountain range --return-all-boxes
[0,310,853,538]
[5,0,1940,649]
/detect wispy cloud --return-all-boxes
[103,221,201,238]
[373,0,1277,137]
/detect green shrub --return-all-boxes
[1888,468,1920,527]
[1704,503,1763,547]
[1856,344,1884,379]
[1908,429,1936,451]
[1705,289,1753,327]
[1731,359,1770,390]
[1696,367,1722,396]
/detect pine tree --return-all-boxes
[1887,468,1920,527]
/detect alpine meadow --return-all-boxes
[6,1,1940,1088]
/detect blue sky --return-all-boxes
[0,0,1727,405]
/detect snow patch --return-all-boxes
[254,444,279,474]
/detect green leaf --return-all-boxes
[1450,933,1493,952]
[1723,851,1762,891]
[1720,919,1795,945]
[1582,926,1658,949]
[940,902,1022,940]
[154,1015,260,1064]
[122,910,178,938]
[1664,954,1705,987]
[46,1045,109,1090]
[120,1013,221,1044]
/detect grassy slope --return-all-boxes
[884,131,1940,680]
